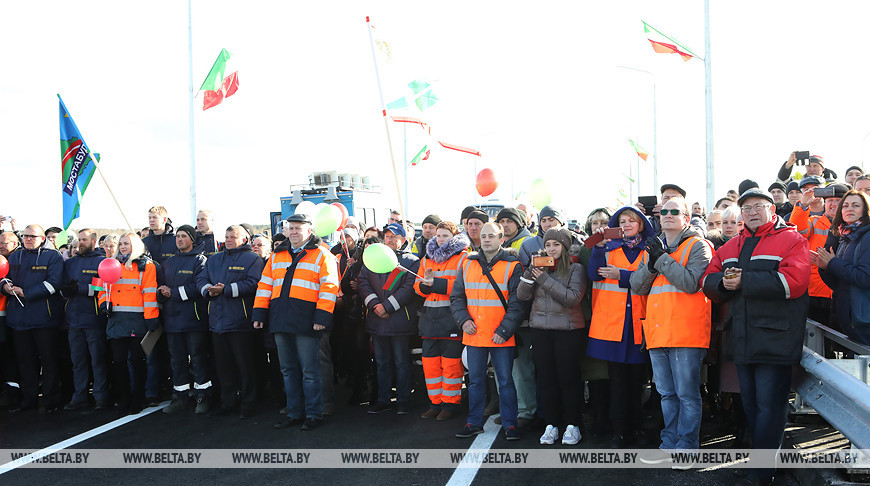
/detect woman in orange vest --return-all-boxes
[99,232,159,415]
[586,206,655,448]
[414,221,469,421]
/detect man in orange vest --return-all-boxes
[631,198,713,466]
[451,222,525,440]
[253,214,338,431]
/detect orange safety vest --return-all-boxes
[414,250,468,309]
[0,293,6,320]
[588,247,646,344]
[642,236,711,349]
[460,258,520,348]
[790,205,833,299]
[254,246,338,314]
[98,261,159,319]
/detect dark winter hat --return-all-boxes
[660,183,687,198]
[786,181,800,193]
[422,214,442,227]
[543,228,573,251]
[737,188,775,207]
[826,183,850,199]
[768,181,787,193]
[239,223,256,239]
[460,205,478,221]
[176,224,196,241]
[286,213,312,224]
[846,165,864,176]
[385,223,406,238]
[496,207,527,228]
[273,234,287,243]
[738,179,759,195]
[799,175,825,189]
[465,210,489,224]
[538,205,565,225]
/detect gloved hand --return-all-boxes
[61,280,79,297]
[145,318,160,332]
[644,236,667,270]
[100,303,112,318]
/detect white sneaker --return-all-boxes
[539,424,559,445]
[561,424,581,445]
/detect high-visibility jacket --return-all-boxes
[252,236,338,336]
[643,236,712,349]
[789,205,833,299]
[415,247,468,338]
[589,247,646,344]
[449,249,524,348]
[99,257,159,339]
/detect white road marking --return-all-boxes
[446,415,501,486]
[0,402,168,475]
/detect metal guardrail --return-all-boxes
[793,319,870,456]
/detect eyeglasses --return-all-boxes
[740,204,771,213]
[660,209,684,216]
[22,234,42,239]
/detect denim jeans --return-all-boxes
[68,327,109,404]
[371,334,412,404]
[167,331,211,396]
[466,345,517,429]
[274,332,323,420]
[648,347,706,450]
[736,363,792,481]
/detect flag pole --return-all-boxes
[365,16,406,222]
[91,158,133,231]
[187,0,198,223]
[704,0,715,210]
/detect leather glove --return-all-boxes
[644,236,667,270]
[61,280,79,297]
[100,303,112,318]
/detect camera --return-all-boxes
[813,186,835,198]
[532,256,555,268]
[638,195,658,216]
[795,151,811,166]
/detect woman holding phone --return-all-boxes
[517,228,587,445]
[586,206,655,447]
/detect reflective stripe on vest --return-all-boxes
[808,216,834,299]
[588,247,646,344]
[461,257,519,348]
[418,251,468,310]
[254,247,339,314]
[643,236,711,349]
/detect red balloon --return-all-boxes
[332,202,350,231]
[98,258,123,284]
[476,168,498,197]
[0,255,7,279]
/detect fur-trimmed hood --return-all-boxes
[425,233,470,263]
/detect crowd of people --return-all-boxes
[2,152,870,485]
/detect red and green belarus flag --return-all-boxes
[200,48,239,110]
[628,139,649,161]
[642,21,696,62]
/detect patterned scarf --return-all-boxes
[839,220,863,237]
[623,234,644,248]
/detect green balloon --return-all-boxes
[362,243,399,273]
[529,178,552,209]
[313,204,342,237]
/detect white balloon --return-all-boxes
[295,201,316,217]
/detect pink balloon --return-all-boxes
[0,255,7,279]
[98,258,123,284]
[332,203,349,231]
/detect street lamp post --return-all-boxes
[617,66,657,194]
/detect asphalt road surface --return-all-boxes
[0,381,808,486]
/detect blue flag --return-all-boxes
[59,95,98,230]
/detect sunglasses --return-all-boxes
[660,209,684,216]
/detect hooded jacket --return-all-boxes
[410,235,430,259]
[414,234,469,337]
[195,232,222,257]
[702,216,810,364]
[143,226,177,265]
[3,246,64,330]
[503,227,531,251]
[358,248,421,336]
[158,245,208,333]
[819,222,870,344]
[61,247,107,329]
[517,244,587,331]
[197,243,264,333]
[588,206,656,289]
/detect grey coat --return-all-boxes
[630,225,712,296]
[517,259,587,331]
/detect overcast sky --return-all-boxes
[3,1,869,231]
